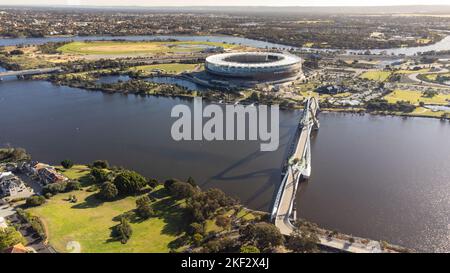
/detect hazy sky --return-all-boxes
[0,0,447,6]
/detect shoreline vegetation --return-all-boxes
[0,39,449,119]
[1,148,412,253]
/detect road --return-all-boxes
[0,67,61,78]
[407,68,450,87]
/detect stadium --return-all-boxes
[204,52,302,83]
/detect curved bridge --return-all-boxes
[0,67,61,80]
[271,97,320,234]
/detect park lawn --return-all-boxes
[417,38,431,44]
[394,68,430,74]
[384,90,450,106]
[58,41,236,55]
[408,107,448,117]
[423,72,450,81]
[236,208,256,221]
[28,186,187,253]
[55,165,90,180]
[360,70,392,82]
[129,63,202,74]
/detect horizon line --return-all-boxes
[1,4,450,8]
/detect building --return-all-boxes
[2,243,31,253]
[0,216,7,230]
[316,85,348,95]
[21,162,68,185]
[0,172,27,198]
[37,167,67,185]
[205,52,302,83]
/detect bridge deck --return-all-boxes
[0,67,61,77]
[275,98,318,236]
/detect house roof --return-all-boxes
[3,243,28,253]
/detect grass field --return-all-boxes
[383,90,450,105]
[360,70,392,82]
[28,186,188,253]
[422,72,450,81]
[55,165,90,180]
[408,107,448,117]
[58,41,236,55]
[128,63,202,74]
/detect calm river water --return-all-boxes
[0,79,449,252]
[2,34,450,56]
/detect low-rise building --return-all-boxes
[0,216,7,230]
[0,172,27,197]
[21,162,68,185]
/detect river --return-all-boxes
[2,34,450,56]
[0,79,449,252]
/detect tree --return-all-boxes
[42,182,67,195]
[186,188,236,222]
[135,196,154,219]
[90,168,109,184]
[147,178,158,188]
[25,195,46,207]
[164,178,181,191]
[0,227,26,251]
[240,245,260,253]
[113,170,147,195]
[66,181,81,191]
[92,160,109,169]
[60,159,74,169]
[186,176,197,187]
[215,215,231,229]
[192,233,203,247]
[188,222,205,236]
[113,217,132,244]
[98,181,118,201]
[287,221,320,253]
[169,181,196,200]
[240,222,283,250]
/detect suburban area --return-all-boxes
[0,3,449,256]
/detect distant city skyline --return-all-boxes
[0,0,448,7]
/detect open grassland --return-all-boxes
[55,165,90,180]
[128,63,202,74]
[384,90,450,106]
[422,72,450,81]
[360,70,392,82]
[28,186,187,253]
[409,107,449,118]
[58,41,237,55]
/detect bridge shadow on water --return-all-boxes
[202,124,296,212]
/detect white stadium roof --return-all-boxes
[206,52,301,68]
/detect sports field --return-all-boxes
[58,40,236,55]
[383,90,450,105]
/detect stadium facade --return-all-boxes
[205,52,302,83]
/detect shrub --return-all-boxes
[98,182,118,201]
[25,195,46,207]
[169,181,196,200]
[192,233,203,247]
[240,245,260,253]
[112,217,132,244]
[66,181,81,191]
[186,176,197,187]
[113,170,147,195]
[60,159,74,169]
[135,196,154,219]
[92,160,109,169]
[42,182,67,195]
[188,222,205,236]
[147,178,158,188]
[90,168,109,184]
[215,215,231,229]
